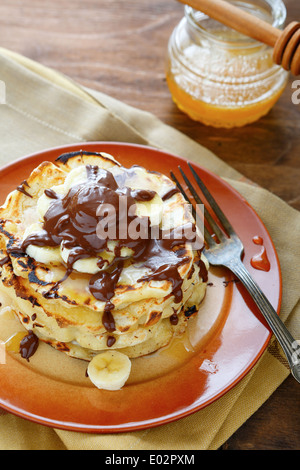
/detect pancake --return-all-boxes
[0,150,208,370]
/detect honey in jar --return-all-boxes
[166,0,289,128]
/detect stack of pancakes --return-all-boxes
[0,151,208,361]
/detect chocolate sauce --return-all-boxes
[44,189,58,199]
[162,187,180,201]
[107,336,116,347]
[89,263,123,304]
[19,330,39,361]
[137,247,188,304]
[18,161,203,330]
[197,258,208,283]
[102,309,116,332]
[170,312,179,325]
[89,263,123,332]
[0,256,9,266]
[16,180,32,198]
[130,189,156,201]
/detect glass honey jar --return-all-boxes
[166,0,289,128]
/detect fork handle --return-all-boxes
[227,259,300,383]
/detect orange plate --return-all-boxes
[0,142,281,433]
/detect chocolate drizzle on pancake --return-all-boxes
[170,312,179,325]
[162,186,180,201]
[0,255,10,266]
[130,189,157,201]
[44,189,59,199]
[197,258,208,283]
[16,180,32,198]
[107,335,116,347]
[16,163,205,331]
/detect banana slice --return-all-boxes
[37,193,52,220]
[60,245,100,274]
[23,223,61,264]
[60,242,134,274]
[87,350,131,391]
[135,193,163,226]
[37,184,66,220]
[26,244,61,265]
[64,165,88,190]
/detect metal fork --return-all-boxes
[171,163,300,384]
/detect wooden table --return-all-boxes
[0,0,299,450]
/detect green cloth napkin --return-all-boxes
[0,48,299,450]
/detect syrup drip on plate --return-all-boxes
[250,236,270,272]
[4,330,39,361]
[19,330,39,361]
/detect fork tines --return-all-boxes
[170,163,237,246]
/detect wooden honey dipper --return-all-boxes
[177,0,300,75]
